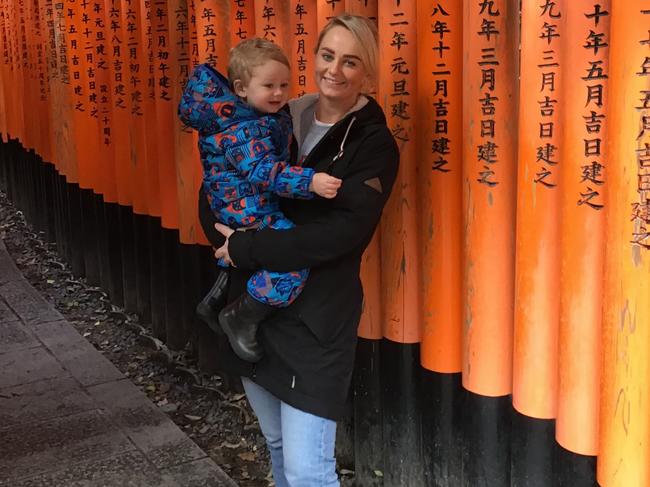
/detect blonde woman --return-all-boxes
[209,15,399,487]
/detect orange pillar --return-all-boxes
[556,0,610,456]
[140,0,161,218]
[50,0,78,180]
[378,0,420,344]
[24,0,41,154]
[191,0,231,245]
[65,0,101,190]
[462,0,518,396]
[82,0,104,192]
[512,0,564,419]
[14,0,28,146]
[151,0,179,230]
[36,0,56,163]
[169,0,201,243]
[254,0,290,52]
[106,0,133,205]
[0,0,8,141]
[316,0,344,32]
[21,0,36,152]
[121,0,150,213]
[290,0,316,98]
[598,2,650,485]
[345,0,377,20]
[32,0,50,161]
[91,0,117,203]
[230,0,255,44]
[417,0,462,373]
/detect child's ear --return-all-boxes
[233,79,247,98]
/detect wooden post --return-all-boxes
[598,2,650,485]
[556,0,610,457]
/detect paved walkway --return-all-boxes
[0,240,237,487]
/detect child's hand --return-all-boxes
[310,172,342,199]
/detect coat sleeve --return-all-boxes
[223,124,315,199]
[228,131,399,272]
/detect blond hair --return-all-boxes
[228,38,290,85]
[315,14,379,85]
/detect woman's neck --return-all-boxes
[315,95,359,124]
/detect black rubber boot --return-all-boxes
[218,293,275,362]
[196,269,229,334]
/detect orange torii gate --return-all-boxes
[0,1,649,486]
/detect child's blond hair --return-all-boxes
[228,38,291,86]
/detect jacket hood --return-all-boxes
[178,63,260,134]
[289,94,387,149]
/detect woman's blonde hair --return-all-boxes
[315,14,379,85]
[228,38,290,85]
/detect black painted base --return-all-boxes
[380,339,425,486]
[421,369,463,487]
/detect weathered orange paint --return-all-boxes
[598,2,650,485]
[121,0,150,213]
[417,0,462,373]
[462,0,518,396]
[512,0,564,419]
[317,0,344,32]
[378,0,420,344]
[290,0,316,98]
[230,0,255,44]
[345,0,377,20]
[152,0,179,229]
[556,0,609,456]
[357,231,383,340]
[254,0,290,53]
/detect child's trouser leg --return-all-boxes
[218,213,309,362]
[247,212,309,307]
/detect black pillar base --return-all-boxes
[119,205,137,313]
[460,390,512,487]
[353,338,384,487]
[380,339,424,486]
[134,213,152,323]
[149,219,166,340]
[421,370,463,487]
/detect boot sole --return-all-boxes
[218,312,263,363]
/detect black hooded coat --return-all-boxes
[200,94,399,420]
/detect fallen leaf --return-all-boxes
[184,414,202,421]
[237,452,256,462]
[160,403,179,414]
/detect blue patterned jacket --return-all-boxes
[178,64,314,228]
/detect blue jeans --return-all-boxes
[242,377,339,487]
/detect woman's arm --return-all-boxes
[227,132,399,272]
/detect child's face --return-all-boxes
[234,60,291,114]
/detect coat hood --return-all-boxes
[178,63,261,135]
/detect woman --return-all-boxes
[205,15,399,487]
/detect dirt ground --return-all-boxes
[0,191,272,487]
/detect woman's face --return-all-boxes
[315,26,368,106]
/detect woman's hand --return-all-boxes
[213,223,235,266]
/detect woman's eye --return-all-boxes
[281,83,289,88]
[322,53,333,61]
[345,60,357,67]
[263,84,272,88]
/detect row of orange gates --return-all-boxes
[0,0,649,486]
